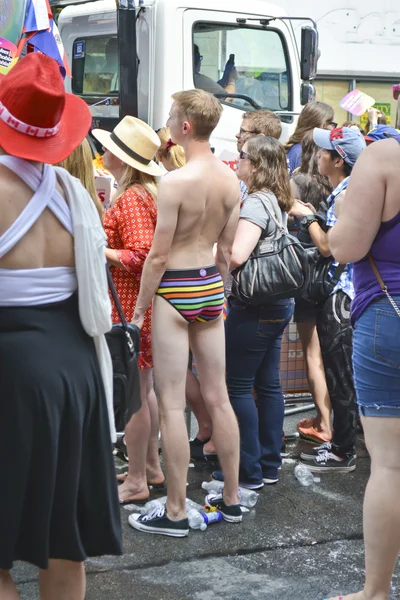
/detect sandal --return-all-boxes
[297,424,332,444]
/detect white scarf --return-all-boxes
[54,167,116,442]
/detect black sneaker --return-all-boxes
[300,441,332,461]
[205,493,242,523]
[211,470,264,491]
[128,506,189,537]
[301,450,356,473]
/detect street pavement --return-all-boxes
[13,411,400,600]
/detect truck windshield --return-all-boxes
[193,23,290,111]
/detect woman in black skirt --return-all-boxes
[0,55,122,599]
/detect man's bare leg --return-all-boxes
[189,317,240,505]
[146,384,164,485]
[152,296,190,520]
[39,560,85,600]
[0,571,20,600]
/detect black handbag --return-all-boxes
[231,192,309,305]
[105,267,141,433]
[303,248,346,304]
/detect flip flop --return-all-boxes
[297,417,317,429]
[148,480,166,490]
[116,472,165,487]
[119,496,149,506]
[297,424,332,444]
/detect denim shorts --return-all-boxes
[353,295,400,417]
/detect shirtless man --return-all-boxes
[129,89,241,536]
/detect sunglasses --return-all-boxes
[239,150,254,161]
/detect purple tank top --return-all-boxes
[352,135,400,323]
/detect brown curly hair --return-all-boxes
[246,136,293,212]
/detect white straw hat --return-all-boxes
[92,116,163,176]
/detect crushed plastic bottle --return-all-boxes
[202,480,258,508]
[140,497,167,515]
[187,509,207,531]
[294,464,315,487]
[188,508,223,530]
[186,498,206,513]
[202,480,224,494]
[238,487,259,508]
[141,497,205,516]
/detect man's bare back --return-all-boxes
[160,154,240,271]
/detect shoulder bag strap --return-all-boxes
[253,192,285,237]
[106,265,129,328]
[368,254,400,318]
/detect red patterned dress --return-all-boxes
[104,185,156,370]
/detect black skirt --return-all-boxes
[0,294,122,570]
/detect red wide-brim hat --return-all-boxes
[0,53,91,164]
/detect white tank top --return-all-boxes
[0,156,78,307]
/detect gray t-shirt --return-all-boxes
[240,191,284,237]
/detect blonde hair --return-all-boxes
[156,127,186,169]
[114,164,158,203]
[246,136,293,212]
[57,138,104,219]
[172,89,222,141]
[284,101,334,151]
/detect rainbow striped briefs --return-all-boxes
[156,265,225,323]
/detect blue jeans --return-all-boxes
[353,295,400,417]
[225,298,294,483]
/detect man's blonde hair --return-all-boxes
[172,89,222,141]
[242,109,282,139]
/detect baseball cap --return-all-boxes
[364,124,399,143]
[313,126,366,167]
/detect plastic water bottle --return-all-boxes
[187,509,207,531]
[202,480,224,494]
[140,496,167,515]
[238,487,259,508]
[186,498,206,513]
[294,464,315,487]
[202,481,258,508]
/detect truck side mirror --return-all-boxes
[300,26,319,81]
[300,82,316,106]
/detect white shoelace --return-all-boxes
[315,450,343,464]
[141,506,166,521]
[316,442,332,452]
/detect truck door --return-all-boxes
[183,7,297,159]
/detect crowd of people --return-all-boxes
[0,52,399,600]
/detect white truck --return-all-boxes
[55,0,319,159]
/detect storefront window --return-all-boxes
[314,80,350,126]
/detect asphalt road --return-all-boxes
[12,410,400,600]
